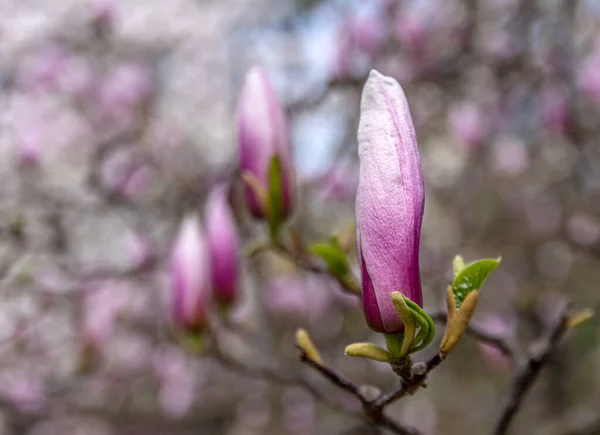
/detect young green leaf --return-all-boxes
[452,257,501,309]
[309,241,350,281]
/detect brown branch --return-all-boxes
[493,304,570,435]
[297,346,422,435]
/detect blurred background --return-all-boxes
[1,0,600,434]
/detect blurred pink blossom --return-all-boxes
[19,45,67,91]
[153,347,197,418]
[317,159,359,201]
[490,137,529,177]
[124,230,153,269]
[101,64,153,111]
[59,56,96,99]
[120,164,156,200]
[92,0,115,30]
[448,102,487,149]
[478,315,512,371]
[15,122,44,167]
[539,85,571,135]
[264,275,331,325]
[0,370,45,413]
[83,282,130,345]
[567,213,600,247]
[351,9,386,57]
[394,12,428,59]
[97,64,153,132]
[579,56,600,106]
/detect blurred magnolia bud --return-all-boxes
[15,124,43,168]
[356,70,424,333]
[170,215,210,333]
[204,185,240,308]
[394,11,428,59]
[20,45,67,91]
[236,66,295,220]
[448,102,487,149]
[100,63,153,116]
[352,8,386,57]
[92,0,115,33]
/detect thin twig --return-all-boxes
[493,304,570,435]
[297,346,422,435]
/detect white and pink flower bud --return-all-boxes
[204,185,240,307]
[170,215,210,332]
[236,66,294,219]
[356,70,425,333]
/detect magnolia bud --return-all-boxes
[356,70,424,333]
[237,66,294,220]
[204,185,240,307]
[170,215,210,332]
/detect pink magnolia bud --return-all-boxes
[356,70,424,333]
[170,215,210,332]
[237,66,294,219]
[204,185,240,307]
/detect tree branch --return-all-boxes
[493,303,570,435]
[296,346,422,435]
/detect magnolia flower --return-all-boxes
[170,215,210,332]
[356,70,425,333]
[204,185,240,307]
[237,66,294,219]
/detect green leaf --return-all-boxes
[309,241,350,280]
[451,258,501,309]
[267,155,283,241]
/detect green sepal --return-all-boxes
[404,297,435,353]
[404,298,436,353]
[451,257,501,309]
[267,154,284,242]
[345,342,390,362]
[384,332,406,360]
[390,293,416,357]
